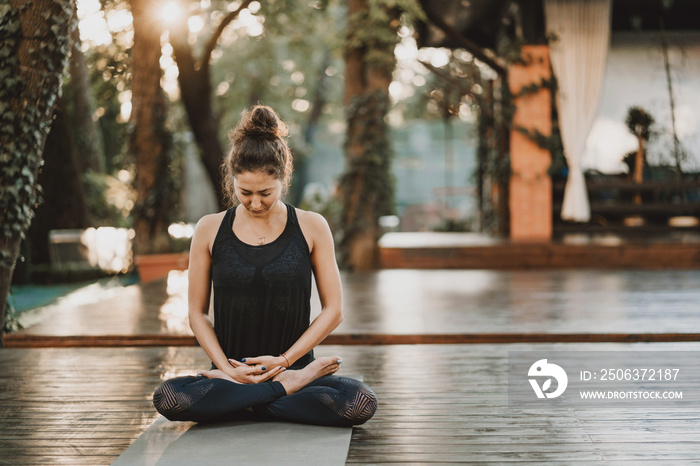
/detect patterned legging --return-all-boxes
[153,374,377,427]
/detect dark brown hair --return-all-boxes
[221,105,293,207]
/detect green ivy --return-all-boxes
[3,292,22,333]
[516,77,556,98]
[341,90,396,220]
[0,1,73,268]
[513,125,566,176]
[346,0,424,76]
[338,0,423,267]
[338,90,396,266]
[493,51,564,179]
[129,101,179,232]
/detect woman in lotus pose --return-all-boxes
[152,105,377,426]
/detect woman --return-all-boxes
[152,105,377,427]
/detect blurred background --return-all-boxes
[3,0,700,334]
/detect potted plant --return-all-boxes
[129,137,189,284]
[133,224,191,284]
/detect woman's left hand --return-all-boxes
[239,355,288,369]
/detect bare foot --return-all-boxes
[272,356,342,395]
[196,369,238,383]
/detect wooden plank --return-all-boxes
[380,243,700,269]
[6,332,700,348]
[3,335,198,348]
[0,456,126,465]
[3,345,700,464]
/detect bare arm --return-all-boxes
[187,214,230,371]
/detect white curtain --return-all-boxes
[544,0,611,222]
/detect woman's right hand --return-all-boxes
[224,358,285,384]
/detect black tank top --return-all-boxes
[210,203,314,369]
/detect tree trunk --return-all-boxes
[0,238,21,342]
[67,1,104,174]
[28,97,91,266]
[168,1,252,210]
[129,0,175,255]
[633,130,644,205]
[339,0,399,271]
[0,0,73,345]
[169,23,225,210]
[341,93,392,270]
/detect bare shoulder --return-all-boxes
[196,211,226,231]
[295,207,331,235]
[295,207,333,251]
[193,211,227,248]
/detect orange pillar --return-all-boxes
[508,45,552,241]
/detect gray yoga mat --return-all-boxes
[113,376,362,466]
[112,416,353,466]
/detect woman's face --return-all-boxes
[233,170,284,217]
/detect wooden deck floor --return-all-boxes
[2,343,700,464]
[7,269,700,347]
[4,266,700,463]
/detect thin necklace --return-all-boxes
[242,202,282,245]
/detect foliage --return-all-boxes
[423,54,481,119]
[83,171,135,227]
[514,126,566,176]
[622,107,655,177]
[516,77,555,98]
[495,32,566,178]
[432,217,473,232]
[210,0,348,151]
[298,185,343,235]
[3,293,22,333]
[347,0,424,76]
[337,0,424,268]
[622,150,647,179]
[47,0,374,248]
[129,105,179,231]
[625,106,654,141]
[339,89,395,268]
[84,43,131,173]
[0,1,73,268]
[341,90,396,220]
[507,58,565,178]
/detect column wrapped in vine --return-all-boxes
[0,0,74,344]
[339,0,423,270]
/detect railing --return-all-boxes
[552,175,700,235]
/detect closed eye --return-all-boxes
[241,191,270,196]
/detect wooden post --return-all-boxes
[508,46,552,241]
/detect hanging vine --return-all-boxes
[340,90,395,225]
[498,38,565,178]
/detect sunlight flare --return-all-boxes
[158,1,184,25]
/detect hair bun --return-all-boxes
[242,105,288,140]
